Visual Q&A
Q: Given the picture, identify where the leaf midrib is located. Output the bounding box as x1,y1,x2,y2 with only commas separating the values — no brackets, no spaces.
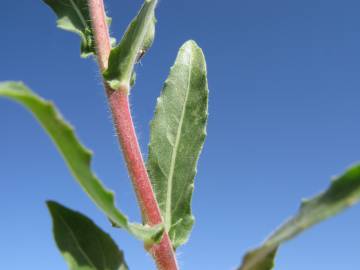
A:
56,211,97,269
69,0,88,29
165,49,193,229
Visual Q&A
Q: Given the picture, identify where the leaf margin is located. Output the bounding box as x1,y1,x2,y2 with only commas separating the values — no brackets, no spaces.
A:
47,200,129,270
147,40,209,249
102,0,157,90
43,0,114,58
238,163,360,270
0,81,163,243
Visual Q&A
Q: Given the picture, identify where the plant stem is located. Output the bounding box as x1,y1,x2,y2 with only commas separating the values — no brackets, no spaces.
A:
88,1,179,269
88,0,111,71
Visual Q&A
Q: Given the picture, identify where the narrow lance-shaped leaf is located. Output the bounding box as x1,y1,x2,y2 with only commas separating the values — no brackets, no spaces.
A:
47,201,128,270
43,0,114,58
103,0,157,90
0,82,163,243
238,163,360,270
147,40,209,248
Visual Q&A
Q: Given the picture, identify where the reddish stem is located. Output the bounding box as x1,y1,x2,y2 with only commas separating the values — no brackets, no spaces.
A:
88,1,179,269
88,0,111,70
105,87,162,222
106,87,179,270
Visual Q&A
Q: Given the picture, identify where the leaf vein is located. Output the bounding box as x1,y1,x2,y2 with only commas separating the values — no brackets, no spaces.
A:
56,211,97,269
165,50,193,229
69,0,88,30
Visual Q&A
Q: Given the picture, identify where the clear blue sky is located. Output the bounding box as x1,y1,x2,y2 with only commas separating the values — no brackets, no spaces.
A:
1,0,360,269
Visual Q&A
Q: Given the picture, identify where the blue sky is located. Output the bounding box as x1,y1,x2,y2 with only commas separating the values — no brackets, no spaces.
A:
1,0,360,269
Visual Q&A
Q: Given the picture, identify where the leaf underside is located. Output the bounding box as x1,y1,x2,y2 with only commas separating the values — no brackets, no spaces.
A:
43,0,113,58
103,0,157,89
238,163,360,270
147,40,209,249
47,201,128,270
0,81,163,243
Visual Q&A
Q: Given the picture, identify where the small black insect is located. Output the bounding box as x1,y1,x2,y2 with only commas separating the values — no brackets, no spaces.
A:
136,49,147,63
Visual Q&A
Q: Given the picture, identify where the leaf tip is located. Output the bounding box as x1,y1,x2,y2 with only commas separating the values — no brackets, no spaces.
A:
183,39,199,47
0,81,26,91
46,200,61,214
181,39,205,55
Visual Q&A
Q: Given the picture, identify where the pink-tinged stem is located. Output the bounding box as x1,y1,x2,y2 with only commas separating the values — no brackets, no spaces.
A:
88,0,111,70
88,1,179,269
106,87,178,270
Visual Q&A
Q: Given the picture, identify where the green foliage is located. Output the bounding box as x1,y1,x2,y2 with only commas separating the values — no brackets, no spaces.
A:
47,201,128,270
103,0,157,90
43,0,113,57
147,40,209,248
137,16,156,62
0,81,163,243
5,1,359,269
238,163,360,270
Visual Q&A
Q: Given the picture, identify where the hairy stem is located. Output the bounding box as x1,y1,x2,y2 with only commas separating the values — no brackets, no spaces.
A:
88,0,111,70
88,1,179,269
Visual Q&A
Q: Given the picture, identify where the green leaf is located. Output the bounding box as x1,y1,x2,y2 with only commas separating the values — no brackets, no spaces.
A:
0,81,163,243
47,201,128,270
103,0,157,90
238,163,360,270
43,0,114,58
136,16,156,62
147,40,209,248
